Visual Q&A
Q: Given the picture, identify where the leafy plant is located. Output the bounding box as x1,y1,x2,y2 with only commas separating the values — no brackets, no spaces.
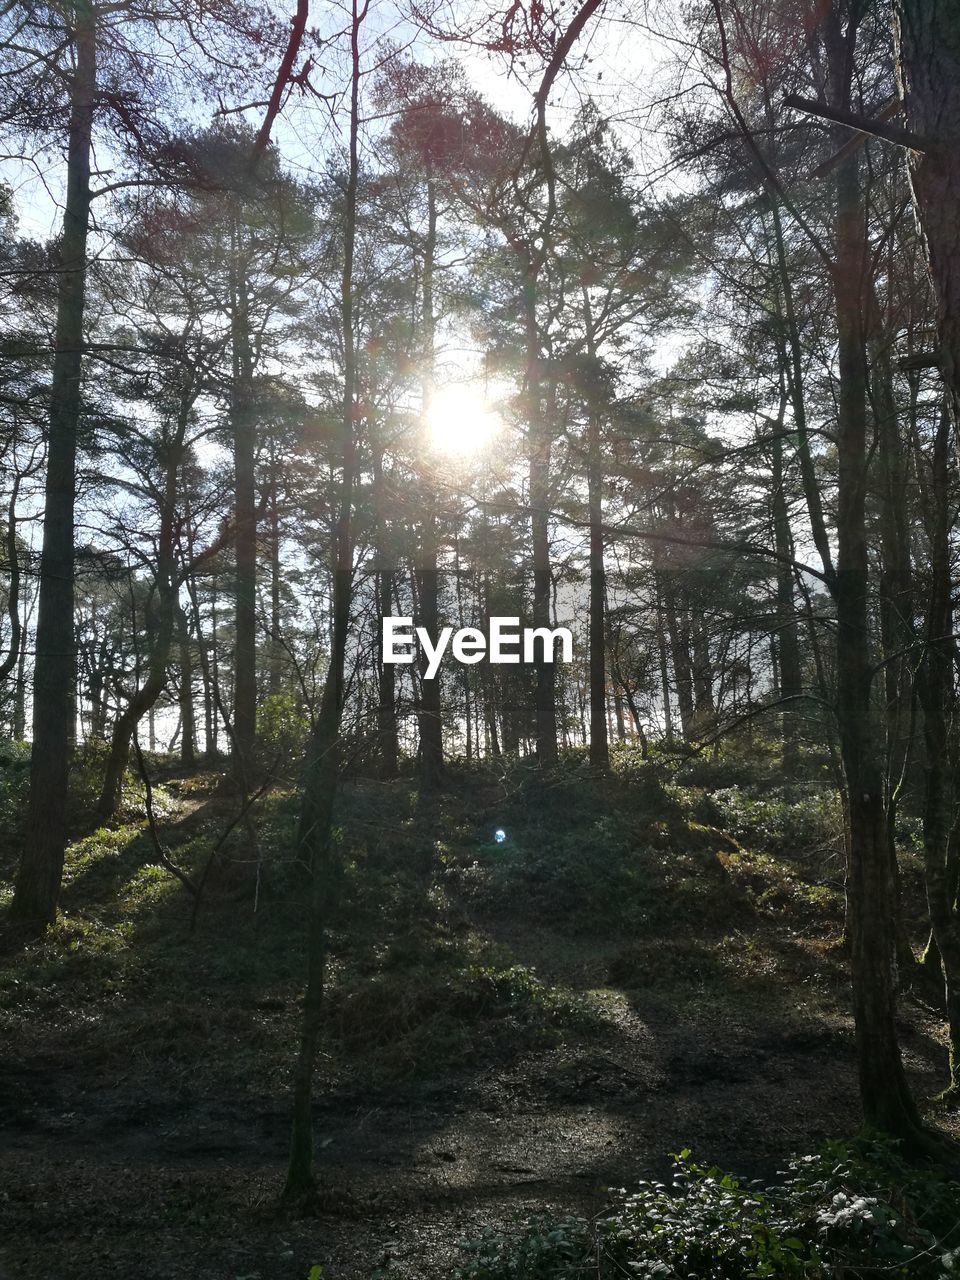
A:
454,1140,960,1279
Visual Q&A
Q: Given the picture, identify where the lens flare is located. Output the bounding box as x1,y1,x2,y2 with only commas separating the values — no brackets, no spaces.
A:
427,384,501,457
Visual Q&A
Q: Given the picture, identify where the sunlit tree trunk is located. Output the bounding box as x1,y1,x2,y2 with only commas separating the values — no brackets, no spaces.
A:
0,472,23,694
97,446,180,816
231,232,257,781
415,517,443,785
771,428,801,767
13,2,96,925
178,604,196,769
664,586,694,738
373,445,398,778
523,265,558,764
268,447,284,697
656,584,674,741
13,604,29,742
416,174,444,786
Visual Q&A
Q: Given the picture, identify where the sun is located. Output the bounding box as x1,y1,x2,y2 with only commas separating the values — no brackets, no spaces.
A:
426,384,501,457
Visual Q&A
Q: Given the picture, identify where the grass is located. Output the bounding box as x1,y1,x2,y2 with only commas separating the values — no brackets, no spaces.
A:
1,741,957,1280
0,745,863,1094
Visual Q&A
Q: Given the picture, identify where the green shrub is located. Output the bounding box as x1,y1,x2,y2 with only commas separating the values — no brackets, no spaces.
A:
258,689,309,759
454,1140,960,1279
323,958,598,1076
479,817,656,934
0,738,30,829
697,786,842,861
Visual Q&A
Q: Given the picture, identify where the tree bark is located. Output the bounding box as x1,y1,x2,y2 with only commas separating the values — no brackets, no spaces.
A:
97,447,180,816
691,616,715,734
13,3,96,925
178,604,196,768
416,175,444,786
231,230,257,780
0,472,23,690
373,446,398,778
916,405,960,1097
13,595,29,741
771,430,802,767
664,584,695,739
268,448,284,697
829,97,925,1142
415,524,443,785
769,200,835,585
588,408,608,769
283,0,365,1203
894,0,960,428
523,265,558,764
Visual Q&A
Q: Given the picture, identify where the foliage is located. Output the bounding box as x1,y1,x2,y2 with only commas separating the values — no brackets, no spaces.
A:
257,689,310,761
65,739,174,823
455,1139,960,1279
323,952,601,1077
460,778,744,937
0,737,29,829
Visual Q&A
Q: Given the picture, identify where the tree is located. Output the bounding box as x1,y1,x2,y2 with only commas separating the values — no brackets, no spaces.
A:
3,0,283,924
894,1,960,428
284,0,368,1205
10,0,97,924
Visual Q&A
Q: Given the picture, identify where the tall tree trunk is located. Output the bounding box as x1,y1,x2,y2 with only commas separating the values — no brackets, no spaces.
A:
656,588,674,741
89,664,105,739
664,585,695,738
523,266,557,764
769,202,835,585
97,454,179,816
588,409,608,769
479,569,501,760
268,448,284,697
829,96,926,1143
917,405,960,1097
373,446,398,778
894,1,960,428
178,605,196,769
416,175,443,786
771,429,802,767
0,471,23,690
415,521,443,785
13,594,29,741
210,588,220,755
12,4,96,925
284,0,365,1203
185,559,217,760
691,617,715,733
231,233,257,781
768,350,802,766
868,277,919,979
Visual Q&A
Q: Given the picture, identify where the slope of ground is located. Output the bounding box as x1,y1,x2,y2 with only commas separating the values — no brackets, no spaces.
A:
0,749,954,1279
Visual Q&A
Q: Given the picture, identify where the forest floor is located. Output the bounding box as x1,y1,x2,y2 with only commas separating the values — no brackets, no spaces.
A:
0,751,956,1280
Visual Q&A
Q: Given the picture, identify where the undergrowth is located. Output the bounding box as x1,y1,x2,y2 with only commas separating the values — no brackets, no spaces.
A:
454,1137,960,1279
